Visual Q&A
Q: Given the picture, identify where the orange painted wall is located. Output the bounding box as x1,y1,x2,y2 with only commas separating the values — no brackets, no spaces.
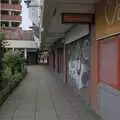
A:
89,25,99,111
91,0,120,111
98,36,120,89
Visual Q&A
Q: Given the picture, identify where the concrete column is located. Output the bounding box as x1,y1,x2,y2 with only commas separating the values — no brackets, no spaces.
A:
12,48,14,52
24,48,27,60
9,11,12,27
63,40,67,83
9,22,12,27
9,11,11,16
55,49,58,72
9,0,12,4
89,24,98,110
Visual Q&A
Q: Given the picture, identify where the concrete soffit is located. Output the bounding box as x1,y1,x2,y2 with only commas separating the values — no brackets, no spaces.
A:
42,0,96,47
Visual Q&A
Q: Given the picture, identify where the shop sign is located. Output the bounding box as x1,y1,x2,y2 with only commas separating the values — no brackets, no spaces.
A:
61,13,94,24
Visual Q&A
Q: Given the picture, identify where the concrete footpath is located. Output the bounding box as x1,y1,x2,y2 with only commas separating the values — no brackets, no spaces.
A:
0,66,102,120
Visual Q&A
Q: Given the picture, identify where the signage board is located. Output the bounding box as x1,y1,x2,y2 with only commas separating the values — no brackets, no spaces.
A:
61,13,94,24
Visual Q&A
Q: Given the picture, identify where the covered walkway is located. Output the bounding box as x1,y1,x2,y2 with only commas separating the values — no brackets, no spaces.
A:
0,66,101,120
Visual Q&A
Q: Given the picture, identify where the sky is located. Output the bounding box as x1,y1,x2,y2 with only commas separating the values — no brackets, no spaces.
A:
20,0,32,30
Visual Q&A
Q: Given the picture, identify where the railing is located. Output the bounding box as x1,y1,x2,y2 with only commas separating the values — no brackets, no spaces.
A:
0,3,22,11
0,15,22,22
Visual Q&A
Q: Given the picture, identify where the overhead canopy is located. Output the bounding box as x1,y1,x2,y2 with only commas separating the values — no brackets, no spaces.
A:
41,0,100,47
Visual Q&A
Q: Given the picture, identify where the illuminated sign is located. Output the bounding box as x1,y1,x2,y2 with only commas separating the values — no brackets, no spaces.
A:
61,13,94,24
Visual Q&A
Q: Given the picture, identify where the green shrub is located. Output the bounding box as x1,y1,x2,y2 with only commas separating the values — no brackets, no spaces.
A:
0,50,27,90
2,50,25,75
0,67,12,89
12,72,23,82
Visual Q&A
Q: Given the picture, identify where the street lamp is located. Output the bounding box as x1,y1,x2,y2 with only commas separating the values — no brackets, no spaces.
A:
24,0,40,8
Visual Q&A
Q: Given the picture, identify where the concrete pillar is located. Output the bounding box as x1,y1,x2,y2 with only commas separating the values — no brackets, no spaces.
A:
9,0,12,4
12,48,14,52
89,24,98,110
63,40,67,82
9,11,11,16
24,48,27,60
55,49,58,72
9,22,12,27
9,11,12,27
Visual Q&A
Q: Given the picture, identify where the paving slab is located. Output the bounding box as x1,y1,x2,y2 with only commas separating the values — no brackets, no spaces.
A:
0,66,102,120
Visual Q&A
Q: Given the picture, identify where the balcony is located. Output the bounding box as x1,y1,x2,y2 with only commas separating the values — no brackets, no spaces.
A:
0,15,22,22
0,3,22,11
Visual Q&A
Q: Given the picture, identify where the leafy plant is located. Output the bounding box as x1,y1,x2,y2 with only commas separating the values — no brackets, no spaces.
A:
40,31,46,51
2,50,24,75
1,67,12,89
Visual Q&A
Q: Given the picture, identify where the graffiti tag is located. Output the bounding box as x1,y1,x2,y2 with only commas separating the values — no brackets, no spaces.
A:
105,0,120,25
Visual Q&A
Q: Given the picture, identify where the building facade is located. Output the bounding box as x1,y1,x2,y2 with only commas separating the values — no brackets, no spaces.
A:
0,0,22,28
40,0,120,120
0,28,38,64
28,0,41,48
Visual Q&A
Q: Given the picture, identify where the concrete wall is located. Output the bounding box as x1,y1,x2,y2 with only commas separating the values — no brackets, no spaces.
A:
98,83,120,120
5,40,38,48
28,0,40,26
65,24,89,44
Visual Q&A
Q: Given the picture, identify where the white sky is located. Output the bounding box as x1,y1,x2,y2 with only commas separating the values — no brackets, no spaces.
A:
20,0,32,30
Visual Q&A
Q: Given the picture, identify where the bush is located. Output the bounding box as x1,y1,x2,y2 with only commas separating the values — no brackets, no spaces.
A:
12,72,23,82
2,50,25,75
0,50,26,90
0,67,12,89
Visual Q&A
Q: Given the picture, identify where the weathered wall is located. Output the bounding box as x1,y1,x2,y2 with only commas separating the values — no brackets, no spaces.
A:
98,83,120,120
96,0,120,119
65,24,90,89
67,36,90,89
96,0,120,39
65,24,89,44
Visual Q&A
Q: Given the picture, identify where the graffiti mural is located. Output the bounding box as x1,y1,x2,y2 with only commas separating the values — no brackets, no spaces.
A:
68,36,90,89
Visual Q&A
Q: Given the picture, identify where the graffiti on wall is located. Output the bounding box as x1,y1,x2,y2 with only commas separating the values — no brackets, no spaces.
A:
68,37,90,89
105,0,120,25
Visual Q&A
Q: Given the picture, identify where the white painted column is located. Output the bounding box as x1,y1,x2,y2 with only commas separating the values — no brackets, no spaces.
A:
24,48,27,60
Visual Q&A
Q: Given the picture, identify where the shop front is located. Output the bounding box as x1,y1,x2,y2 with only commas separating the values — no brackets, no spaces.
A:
96,0,120,119
65,24,91,103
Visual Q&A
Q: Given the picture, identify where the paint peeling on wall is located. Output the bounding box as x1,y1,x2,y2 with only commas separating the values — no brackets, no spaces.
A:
68,36,90,89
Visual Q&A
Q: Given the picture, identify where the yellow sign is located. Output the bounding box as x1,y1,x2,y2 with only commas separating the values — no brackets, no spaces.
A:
96,0,120,39
105,0,120,25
